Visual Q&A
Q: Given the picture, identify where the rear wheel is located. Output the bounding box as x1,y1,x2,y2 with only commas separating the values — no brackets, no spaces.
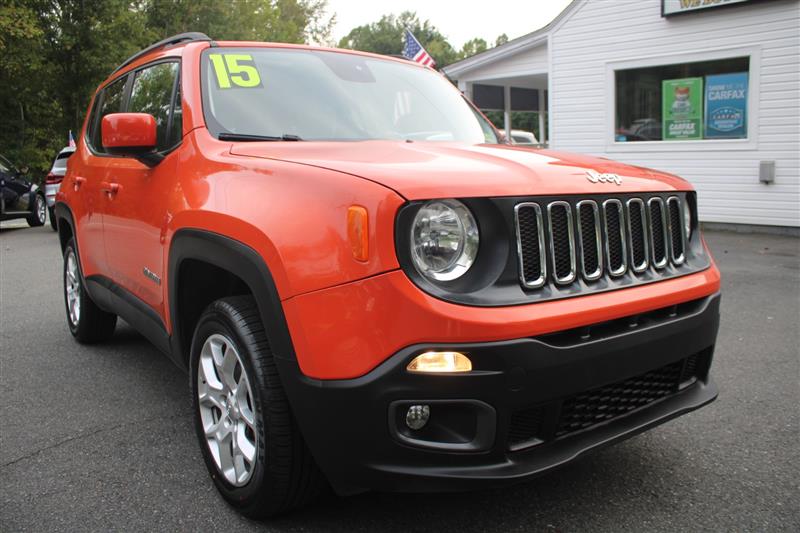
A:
190,296,325,518
63,239,117,342
27,194,46,227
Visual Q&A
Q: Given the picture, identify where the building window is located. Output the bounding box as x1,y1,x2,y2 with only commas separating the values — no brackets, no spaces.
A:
473,84,547,143
615,56,749,142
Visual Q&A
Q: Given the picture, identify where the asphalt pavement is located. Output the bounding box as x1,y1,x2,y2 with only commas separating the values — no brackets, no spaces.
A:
1,221,798,532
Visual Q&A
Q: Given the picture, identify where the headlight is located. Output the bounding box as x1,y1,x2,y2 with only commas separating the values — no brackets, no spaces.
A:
410,199,479,281
683,199,692,240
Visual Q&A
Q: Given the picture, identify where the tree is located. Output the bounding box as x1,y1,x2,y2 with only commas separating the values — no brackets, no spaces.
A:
459,37,488,59
495,33,509,46
142,0,333,44
0,1,49,169
338,11,459,67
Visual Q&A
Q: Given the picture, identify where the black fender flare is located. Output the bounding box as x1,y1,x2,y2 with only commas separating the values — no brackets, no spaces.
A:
53,202,76,252
167,229,298,370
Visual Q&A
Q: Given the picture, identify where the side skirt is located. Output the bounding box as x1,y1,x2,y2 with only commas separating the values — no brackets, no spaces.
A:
84,274,171,356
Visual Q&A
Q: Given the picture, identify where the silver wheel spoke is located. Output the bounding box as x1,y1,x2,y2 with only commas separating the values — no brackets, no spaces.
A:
198,387,225,412
236,424,256,463
220,348,239,392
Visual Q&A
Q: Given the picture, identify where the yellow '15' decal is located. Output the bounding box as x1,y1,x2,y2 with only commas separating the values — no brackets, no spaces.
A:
209,54,262,89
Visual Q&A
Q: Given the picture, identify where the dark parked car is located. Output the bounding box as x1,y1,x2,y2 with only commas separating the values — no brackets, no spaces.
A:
0,154,46,227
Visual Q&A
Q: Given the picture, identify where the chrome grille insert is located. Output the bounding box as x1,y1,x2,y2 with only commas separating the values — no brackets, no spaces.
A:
626,198,649,273
666,196,686,265
576,200,603,281
514,194,693,294
648,197,669,269
547,202,576,285
515,203,547,288
602,199,627,277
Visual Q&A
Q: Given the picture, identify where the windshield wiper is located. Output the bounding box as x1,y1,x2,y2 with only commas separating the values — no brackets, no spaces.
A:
218,132,303,142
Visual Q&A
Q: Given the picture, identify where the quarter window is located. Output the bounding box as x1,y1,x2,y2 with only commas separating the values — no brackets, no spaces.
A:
89,76,128,152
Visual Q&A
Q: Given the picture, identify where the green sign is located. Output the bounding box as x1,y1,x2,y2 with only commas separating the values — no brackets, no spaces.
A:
663,77,703,140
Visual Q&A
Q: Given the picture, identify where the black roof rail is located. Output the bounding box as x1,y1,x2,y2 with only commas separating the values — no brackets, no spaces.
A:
111,32,211,76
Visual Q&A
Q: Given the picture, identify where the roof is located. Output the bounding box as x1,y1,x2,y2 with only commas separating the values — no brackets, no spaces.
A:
442,0,580,78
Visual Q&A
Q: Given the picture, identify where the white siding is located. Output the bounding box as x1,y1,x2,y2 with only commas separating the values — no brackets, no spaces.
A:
550,0,800,227
461,43,549,82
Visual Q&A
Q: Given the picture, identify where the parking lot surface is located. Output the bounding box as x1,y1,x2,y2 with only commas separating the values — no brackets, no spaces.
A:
1,223,798,532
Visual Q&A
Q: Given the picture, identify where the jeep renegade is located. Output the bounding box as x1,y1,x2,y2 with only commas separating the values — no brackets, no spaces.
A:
55,33,721,518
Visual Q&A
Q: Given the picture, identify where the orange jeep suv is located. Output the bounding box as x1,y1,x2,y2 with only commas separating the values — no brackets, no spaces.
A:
55,33,721,518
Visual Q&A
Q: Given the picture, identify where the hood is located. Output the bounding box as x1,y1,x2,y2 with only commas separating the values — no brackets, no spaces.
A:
230,141,690,200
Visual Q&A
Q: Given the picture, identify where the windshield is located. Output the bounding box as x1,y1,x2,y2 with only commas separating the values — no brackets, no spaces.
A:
201,48,498,143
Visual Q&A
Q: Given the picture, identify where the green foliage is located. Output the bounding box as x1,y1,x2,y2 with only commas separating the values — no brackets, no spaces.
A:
337,11,513,69
337,11,459,67
0,0,332,179
459,38,488,59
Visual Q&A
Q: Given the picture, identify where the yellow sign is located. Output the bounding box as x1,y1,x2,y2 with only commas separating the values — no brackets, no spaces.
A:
209,54,261,89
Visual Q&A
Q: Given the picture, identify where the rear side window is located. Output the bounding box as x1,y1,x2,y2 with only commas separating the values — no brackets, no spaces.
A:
128,62,180,151
52,152,72,171
88,76,128,153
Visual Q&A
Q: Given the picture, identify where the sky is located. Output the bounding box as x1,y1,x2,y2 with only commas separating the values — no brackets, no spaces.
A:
325,0,574,48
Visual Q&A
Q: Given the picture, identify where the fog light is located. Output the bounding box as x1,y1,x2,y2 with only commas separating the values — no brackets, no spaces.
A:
407,351,472,373
405,404,430,430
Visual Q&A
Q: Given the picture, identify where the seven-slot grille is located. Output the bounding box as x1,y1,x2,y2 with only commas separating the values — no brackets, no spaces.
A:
516,195,689,289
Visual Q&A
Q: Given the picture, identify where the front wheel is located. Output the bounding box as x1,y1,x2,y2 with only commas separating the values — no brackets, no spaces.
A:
27,194,46,227
190,296,325,518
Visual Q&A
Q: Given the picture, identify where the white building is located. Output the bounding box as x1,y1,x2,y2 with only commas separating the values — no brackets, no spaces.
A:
444,0,800,228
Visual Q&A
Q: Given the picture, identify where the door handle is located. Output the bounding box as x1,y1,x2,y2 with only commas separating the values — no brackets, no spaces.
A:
73,176,86,191
100,182,121,196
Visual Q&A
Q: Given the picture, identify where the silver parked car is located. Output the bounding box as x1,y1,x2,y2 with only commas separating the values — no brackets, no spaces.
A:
45,147,75,230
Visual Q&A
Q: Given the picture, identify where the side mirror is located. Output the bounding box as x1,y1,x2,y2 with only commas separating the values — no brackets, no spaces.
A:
101,113,163,167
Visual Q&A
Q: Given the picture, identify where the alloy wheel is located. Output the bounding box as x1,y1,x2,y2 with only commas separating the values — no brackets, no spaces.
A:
36,196,46,224
197,333,258,486
65,250,81,326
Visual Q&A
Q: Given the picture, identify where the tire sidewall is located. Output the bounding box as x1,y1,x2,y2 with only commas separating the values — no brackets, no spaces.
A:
190,310,269,506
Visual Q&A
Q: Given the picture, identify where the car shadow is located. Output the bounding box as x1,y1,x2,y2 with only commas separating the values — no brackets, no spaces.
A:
259,438,685,532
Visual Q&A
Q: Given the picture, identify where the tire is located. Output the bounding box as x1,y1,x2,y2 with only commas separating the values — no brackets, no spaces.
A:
49,206,57,231
190,296,325,518
27,193,46,227
63,239,117,343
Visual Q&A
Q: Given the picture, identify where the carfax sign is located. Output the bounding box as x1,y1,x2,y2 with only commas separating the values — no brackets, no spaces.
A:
705,72,748,139
662,77,703,140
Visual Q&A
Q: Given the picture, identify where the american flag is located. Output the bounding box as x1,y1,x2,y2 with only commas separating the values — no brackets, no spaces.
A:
403,29,436,68
68,130,76,148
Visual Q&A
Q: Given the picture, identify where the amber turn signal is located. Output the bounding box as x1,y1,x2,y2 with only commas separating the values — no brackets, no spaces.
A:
407,351,472,373
347,205,369,262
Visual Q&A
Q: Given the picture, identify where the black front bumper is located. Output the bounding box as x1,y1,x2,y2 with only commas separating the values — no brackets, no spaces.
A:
277,293,720,495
